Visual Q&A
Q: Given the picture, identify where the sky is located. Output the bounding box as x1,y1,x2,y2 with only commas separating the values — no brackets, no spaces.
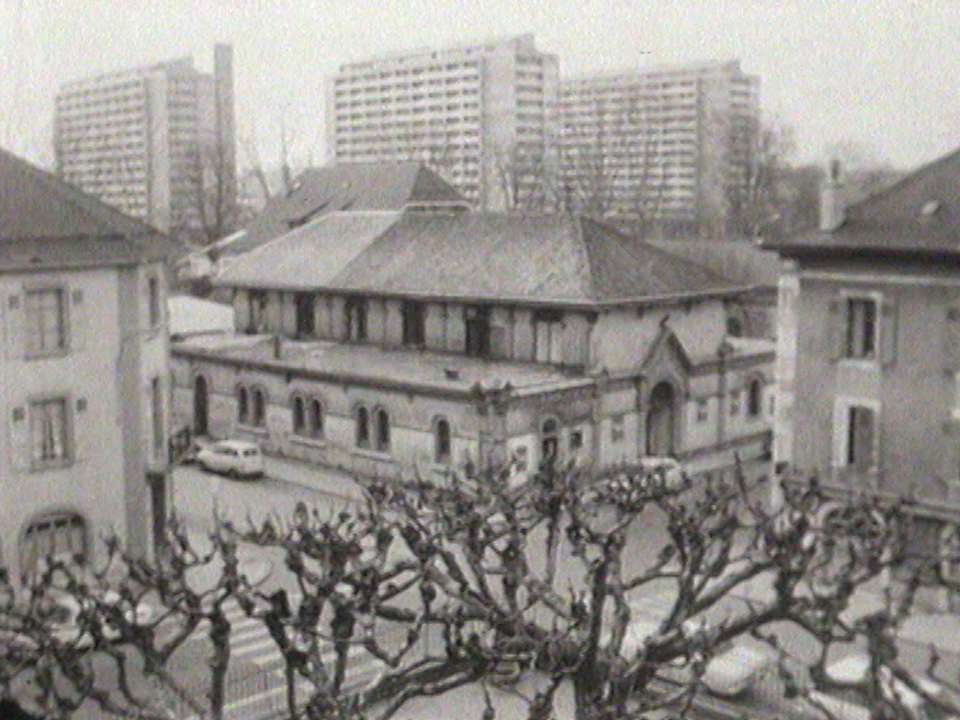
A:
2,0,959,172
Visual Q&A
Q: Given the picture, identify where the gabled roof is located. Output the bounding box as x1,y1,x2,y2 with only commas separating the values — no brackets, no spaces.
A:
217,212,744,306
0,147,175,269
220,162,466,257
764,146,960,258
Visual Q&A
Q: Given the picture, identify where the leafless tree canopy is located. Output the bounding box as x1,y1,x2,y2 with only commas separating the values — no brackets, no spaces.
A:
3,462,959,720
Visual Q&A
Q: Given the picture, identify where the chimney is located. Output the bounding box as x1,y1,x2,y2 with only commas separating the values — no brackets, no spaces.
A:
820,159,845,233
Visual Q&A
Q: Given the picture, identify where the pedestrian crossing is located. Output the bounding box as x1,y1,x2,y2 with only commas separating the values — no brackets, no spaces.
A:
213,595,390,720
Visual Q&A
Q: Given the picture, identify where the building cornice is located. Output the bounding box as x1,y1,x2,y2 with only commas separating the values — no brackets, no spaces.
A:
221,284,756,312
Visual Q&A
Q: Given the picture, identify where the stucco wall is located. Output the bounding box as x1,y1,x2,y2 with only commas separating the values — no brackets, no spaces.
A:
0,264,163,583
791,269,960,509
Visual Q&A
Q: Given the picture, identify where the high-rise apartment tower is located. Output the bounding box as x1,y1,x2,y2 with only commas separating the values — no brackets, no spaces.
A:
559,60,760,234
327,34,559,211
54,44,236,236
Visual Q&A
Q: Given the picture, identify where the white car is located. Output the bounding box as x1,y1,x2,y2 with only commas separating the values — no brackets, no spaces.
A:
34,590,156,649
638,457,687,490
701,640,774,697
196,439,265,479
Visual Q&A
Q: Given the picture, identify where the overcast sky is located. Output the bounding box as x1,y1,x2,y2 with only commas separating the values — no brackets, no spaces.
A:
2,0,958,172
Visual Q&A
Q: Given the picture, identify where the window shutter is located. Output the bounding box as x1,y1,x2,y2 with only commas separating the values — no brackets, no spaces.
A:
9,406,30,470
70,287,86,351
880,298,898,367
831,399,847,468
945,306,960,372
826,297,846,361
5,292,23,359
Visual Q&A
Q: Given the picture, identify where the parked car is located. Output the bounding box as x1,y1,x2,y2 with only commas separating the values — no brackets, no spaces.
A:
638,456,687,490
701,640,775,697
196,439,265,479
595,457,689,503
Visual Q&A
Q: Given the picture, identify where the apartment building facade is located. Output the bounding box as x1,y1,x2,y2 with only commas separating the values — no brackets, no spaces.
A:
54,44,236,236
327,34,559,211
0,148,171,584
559,60,760,234
765,151,960,583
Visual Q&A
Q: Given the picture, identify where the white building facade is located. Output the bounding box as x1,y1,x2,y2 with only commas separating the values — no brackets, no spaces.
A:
0,148,171,584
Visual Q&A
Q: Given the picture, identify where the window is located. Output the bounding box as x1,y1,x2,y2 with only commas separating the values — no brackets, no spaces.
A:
345,297,368,341
309,399,324,438
31,398,71,467
25,288,67,356
569,429,584,453
846,297,877,359
729,391,741,416
541,418,559,461
464,305,491,357
292,395,324,438
846,405,876,469
151,376,164,460
248,290,268,334
147,276,161,328
295,293,315,337
356,406,370,448
292,396,306,434
696,399,709,423
237,385,249,424
375,408,390,452
252,388,266,427
434,417,452,463
533,309,563,363
402,301,426,346
610,414,625,443
747,378,763,418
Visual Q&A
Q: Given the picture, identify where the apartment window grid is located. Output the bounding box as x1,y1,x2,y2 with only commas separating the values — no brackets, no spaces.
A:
25,288,68,356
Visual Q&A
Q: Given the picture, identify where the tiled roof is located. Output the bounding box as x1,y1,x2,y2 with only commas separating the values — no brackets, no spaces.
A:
216,212,404,287
221,162,465,257
216,212,743,305
765,146,960,257
647,238,780,287
0,147,176,268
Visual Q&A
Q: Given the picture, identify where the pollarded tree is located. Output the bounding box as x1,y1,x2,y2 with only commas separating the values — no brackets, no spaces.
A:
366,460,960,720
5,461,960,720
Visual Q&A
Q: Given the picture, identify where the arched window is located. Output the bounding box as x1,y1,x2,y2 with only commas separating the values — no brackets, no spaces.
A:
309,398,324,438
292,395,306,434
237,385,249,424
356,406,370,448
747,377,764,418
252,388,267,427
434,417,452,463
375,408,390,452
20,511,88,583
541,417,559,461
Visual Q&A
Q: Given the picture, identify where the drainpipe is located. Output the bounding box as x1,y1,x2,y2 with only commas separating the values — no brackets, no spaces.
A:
717,344,729,447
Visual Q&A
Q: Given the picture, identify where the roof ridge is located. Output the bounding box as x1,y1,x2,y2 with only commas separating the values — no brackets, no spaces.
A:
0,147,158,239
847,145,960,217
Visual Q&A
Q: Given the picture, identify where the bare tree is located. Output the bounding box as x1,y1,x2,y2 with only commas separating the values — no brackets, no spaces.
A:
727,118,798,238
5,462,960,720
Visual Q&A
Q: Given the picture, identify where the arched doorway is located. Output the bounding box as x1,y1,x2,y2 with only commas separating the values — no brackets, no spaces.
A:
646,382,677,457
193,375,209,437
